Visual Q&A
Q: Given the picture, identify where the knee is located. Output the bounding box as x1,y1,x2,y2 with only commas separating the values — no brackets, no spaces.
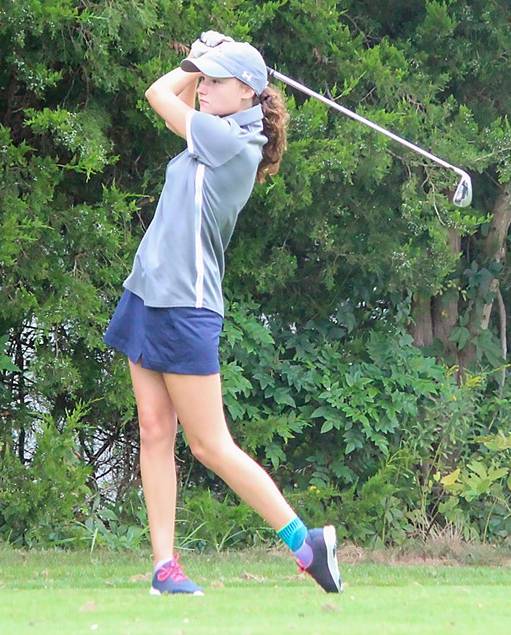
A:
188,434,236,470
138,410,176,449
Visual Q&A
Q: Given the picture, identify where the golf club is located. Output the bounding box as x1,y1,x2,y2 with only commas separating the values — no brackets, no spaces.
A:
267,67,473,208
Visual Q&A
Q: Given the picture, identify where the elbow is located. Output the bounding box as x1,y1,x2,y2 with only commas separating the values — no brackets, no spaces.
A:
145,85,161,101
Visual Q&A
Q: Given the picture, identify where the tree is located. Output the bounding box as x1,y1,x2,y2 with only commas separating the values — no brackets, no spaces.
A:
1,0,510,546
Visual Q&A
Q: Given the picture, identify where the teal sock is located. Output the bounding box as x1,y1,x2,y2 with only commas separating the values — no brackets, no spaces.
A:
277,516,307,551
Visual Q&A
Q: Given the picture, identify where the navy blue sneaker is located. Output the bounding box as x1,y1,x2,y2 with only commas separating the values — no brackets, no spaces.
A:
295,526,343,593
150,553,204,596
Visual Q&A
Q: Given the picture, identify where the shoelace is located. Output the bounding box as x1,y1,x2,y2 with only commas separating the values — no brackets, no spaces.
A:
156,553,187,583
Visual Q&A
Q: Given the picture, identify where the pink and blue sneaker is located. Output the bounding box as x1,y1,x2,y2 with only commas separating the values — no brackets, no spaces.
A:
150,553,204,596
295,526,343,593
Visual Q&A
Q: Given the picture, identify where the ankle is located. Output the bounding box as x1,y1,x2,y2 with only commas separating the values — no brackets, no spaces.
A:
277,516,308,551
153,554,174,572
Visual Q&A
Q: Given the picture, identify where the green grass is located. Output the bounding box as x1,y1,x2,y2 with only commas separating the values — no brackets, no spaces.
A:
1,545,510,635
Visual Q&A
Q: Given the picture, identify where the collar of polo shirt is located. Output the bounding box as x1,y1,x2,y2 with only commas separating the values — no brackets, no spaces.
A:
222,104,263,125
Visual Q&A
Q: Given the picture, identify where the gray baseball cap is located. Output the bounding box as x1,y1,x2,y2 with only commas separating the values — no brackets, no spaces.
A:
181,41,268,96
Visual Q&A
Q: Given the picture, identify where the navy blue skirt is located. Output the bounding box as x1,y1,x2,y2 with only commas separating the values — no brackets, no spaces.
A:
103,288,224,375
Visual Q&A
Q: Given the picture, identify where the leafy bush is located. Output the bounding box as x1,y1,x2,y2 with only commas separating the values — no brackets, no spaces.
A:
74,487,150,552
0,403,92,547
1,0,510,551
177,489,275,552
219,301,511,545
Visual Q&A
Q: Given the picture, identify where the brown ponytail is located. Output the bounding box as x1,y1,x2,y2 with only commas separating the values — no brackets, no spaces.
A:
255,85,289,183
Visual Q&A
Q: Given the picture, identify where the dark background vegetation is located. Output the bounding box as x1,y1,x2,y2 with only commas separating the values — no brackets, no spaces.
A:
1,0,510,551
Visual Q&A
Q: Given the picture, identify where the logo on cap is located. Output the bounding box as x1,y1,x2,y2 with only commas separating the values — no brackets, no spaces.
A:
241,70,253,82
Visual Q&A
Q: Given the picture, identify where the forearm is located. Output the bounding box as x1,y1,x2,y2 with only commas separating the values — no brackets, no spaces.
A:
175,78,199,108
145,67,199,100
144,67,199,138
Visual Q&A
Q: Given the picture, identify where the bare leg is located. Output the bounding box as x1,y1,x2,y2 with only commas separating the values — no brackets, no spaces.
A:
162,372,296,530
128,359,178,566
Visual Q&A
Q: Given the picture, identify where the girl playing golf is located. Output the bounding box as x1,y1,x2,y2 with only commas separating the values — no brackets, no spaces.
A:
103,31,342,595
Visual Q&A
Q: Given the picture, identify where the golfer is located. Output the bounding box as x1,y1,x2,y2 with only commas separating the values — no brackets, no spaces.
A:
103,31,342,595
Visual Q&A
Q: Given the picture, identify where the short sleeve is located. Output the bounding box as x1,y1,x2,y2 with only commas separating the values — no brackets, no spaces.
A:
186,110,247,167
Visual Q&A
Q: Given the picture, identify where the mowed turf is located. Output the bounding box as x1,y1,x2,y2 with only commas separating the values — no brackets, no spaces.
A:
1,546,510,635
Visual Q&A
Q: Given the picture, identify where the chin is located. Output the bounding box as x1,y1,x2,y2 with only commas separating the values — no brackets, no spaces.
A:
199,103,234,116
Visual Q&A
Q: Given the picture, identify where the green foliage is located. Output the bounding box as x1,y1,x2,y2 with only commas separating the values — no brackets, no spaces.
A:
221,302,450,479
438,422,511,541
74,488,150,552
0,335,20,373
1,0,510,550
23,106,119,179
178,489,274,552
0,403,92,547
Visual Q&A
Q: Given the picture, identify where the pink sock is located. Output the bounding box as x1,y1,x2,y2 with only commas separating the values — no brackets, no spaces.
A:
294,541,313,568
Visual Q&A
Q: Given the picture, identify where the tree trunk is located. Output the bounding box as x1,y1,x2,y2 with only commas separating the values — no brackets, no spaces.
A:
480,183,511,330
410,293,433,346
411,229,461,366
496,286,507,389
459,183,511,369
432,229,461,363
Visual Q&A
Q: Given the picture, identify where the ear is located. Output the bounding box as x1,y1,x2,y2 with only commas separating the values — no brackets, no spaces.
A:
238,81,256,100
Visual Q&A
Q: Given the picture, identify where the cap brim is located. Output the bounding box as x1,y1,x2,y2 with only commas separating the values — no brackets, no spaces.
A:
180,57,233,78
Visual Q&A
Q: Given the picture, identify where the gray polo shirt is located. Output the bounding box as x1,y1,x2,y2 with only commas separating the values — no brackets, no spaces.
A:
122,104,266,317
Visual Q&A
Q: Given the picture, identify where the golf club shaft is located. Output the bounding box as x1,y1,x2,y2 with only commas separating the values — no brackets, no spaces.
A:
267,67,467,181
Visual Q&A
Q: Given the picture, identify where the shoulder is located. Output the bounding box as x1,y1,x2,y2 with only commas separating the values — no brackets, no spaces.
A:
186,107,264,168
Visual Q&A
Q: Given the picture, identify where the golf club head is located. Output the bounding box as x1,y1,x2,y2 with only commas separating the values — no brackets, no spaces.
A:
453,172,472,207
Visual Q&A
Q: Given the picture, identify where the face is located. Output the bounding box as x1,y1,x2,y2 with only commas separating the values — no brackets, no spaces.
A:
197,75,255,116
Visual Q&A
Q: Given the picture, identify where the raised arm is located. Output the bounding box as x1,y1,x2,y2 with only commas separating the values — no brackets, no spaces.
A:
175,77,199,109
145,31,235,138
145,67,201,139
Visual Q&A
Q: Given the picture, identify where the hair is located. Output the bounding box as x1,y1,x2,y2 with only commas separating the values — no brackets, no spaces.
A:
254,84,289,184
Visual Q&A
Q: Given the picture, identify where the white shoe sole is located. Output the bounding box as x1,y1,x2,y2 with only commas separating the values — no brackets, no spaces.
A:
150,587,204,596
323,525,343,592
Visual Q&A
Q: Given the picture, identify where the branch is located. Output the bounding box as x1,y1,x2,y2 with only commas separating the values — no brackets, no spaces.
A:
496,286,507,389
480,183,511,331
